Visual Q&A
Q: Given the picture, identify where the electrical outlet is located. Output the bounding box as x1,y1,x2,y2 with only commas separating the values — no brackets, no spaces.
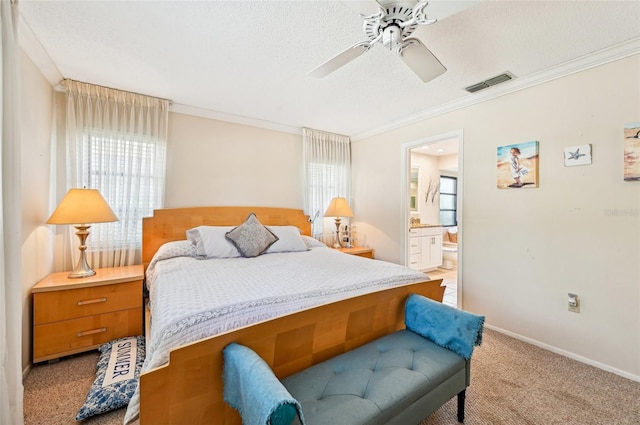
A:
568,293,580,313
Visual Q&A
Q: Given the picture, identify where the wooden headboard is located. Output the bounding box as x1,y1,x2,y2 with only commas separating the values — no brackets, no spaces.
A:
142,206,311,267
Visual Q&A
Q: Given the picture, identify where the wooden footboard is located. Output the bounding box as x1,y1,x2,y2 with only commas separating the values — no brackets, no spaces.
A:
139,278,444,425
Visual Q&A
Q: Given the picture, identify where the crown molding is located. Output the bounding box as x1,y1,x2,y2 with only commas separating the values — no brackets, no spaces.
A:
18,13,62,86
170,103,302,136
351,37,640,141
19,8,638,141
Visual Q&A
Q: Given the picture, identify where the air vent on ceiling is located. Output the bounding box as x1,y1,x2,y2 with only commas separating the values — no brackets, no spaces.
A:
465,72,515,93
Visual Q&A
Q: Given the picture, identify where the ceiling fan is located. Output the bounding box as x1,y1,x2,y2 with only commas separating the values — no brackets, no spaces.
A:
309,0,446,83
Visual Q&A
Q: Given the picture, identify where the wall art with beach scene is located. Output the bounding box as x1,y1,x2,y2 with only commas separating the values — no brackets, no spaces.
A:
497,141,539,189
624,122,640,181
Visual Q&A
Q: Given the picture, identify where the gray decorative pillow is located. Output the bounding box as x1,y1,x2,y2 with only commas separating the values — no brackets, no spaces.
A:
75,336,145,421
225,213,278,258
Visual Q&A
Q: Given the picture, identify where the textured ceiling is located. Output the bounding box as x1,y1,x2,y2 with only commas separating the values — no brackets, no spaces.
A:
19,0,640,138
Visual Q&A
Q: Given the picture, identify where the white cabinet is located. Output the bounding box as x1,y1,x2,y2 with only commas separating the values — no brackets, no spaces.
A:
408,227,442,271
422,229,442,270
408,229,422,269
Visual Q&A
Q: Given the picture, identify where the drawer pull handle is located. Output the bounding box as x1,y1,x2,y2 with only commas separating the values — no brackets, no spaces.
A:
77,327,107,337
77,297,107,306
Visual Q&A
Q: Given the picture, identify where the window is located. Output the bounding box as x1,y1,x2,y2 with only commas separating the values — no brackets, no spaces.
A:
306,161,350,239
307,162,344,212
59,80,169,268
439,176,457,227
86,134,161,249
302,128,351,242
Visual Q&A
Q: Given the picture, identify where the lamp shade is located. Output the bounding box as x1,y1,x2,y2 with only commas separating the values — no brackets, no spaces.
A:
324,197,354,218
47,189,118,225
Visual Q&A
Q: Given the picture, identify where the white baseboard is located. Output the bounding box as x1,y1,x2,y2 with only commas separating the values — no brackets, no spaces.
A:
22,363,32,381
485,324,640,383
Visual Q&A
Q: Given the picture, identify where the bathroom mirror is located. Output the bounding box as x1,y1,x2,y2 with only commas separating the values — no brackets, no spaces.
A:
410,167,419,212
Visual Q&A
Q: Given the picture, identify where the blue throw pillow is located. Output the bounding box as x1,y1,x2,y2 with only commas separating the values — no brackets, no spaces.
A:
75,336,145,421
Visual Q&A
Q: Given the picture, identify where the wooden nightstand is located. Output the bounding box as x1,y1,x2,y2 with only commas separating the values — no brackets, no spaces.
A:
335,246,375,259
32,265,144,363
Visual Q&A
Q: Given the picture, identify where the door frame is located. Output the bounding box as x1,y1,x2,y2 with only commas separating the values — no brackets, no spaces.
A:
400,129,464,308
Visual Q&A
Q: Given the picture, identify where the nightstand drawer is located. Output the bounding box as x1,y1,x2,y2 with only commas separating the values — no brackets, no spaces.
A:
33,307,142,362
34,280,142,325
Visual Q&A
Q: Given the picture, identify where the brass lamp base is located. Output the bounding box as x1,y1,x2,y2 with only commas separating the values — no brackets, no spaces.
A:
68,224,96,278
332,217,342,249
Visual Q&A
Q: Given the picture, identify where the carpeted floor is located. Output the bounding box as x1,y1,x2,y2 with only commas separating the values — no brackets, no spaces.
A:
23,328,640,424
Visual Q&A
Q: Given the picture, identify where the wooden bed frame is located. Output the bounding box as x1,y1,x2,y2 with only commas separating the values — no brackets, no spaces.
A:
138,206,444,424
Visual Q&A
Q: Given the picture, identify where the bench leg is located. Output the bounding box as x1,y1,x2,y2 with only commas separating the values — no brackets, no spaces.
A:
457,389,466,423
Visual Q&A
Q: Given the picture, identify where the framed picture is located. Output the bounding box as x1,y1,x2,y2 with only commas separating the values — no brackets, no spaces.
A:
564,144,592,167
497,141,539,189
624,122,640,181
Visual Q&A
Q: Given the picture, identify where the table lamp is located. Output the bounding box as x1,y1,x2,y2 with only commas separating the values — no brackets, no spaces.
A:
323,197,353,249
47,188,118,278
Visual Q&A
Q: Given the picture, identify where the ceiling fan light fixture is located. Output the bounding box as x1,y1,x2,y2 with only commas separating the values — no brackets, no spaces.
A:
309,0,444,82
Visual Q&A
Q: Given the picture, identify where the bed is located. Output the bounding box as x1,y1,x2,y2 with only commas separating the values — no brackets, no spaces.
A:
130,206,444,424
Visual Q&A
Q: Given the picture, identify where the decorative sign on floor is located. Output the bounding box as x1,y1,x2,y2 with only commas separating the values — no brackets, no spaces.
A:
102,337,138,387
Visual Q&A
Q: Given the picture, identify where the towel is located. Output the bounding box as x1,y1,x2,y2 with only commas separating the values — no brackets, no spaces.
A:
223,343,304,425
405,294,485,360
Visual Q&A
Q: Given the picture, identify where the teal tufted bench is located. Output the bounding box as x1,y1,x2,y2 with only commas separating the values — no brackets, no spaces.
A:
281,329,468,424
223,294,483,425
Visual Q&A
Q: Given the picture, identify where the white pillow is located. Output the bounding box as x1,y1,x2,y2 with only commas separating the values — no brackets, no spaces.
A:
300,235,327,249
186,226,242,259
147,240,196,281
264,226,309,253
151,240,196,263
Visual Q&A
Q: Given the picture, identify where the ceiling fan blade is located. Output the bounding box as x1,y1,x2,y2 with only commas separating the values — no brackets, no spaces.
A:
398,38,446,83
308,42,370,78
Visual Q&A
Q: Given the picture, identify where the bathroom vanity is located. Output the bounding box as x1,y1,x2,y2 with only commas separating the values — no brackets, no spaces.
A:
409,225,443,271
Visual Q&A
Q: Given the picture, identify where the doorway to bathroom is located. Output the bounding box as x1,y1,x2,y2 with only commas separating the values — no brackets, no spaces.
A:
401,130,463,308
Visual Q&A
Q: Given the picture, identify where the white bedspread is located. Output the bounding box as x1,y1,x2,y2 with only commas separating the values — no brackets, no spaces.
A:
125,246,429,423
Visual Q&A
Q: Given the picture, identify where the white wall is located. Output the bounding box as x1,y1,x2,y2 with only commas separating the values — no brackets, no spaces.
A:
439,153,458,173
165,112,303,209
353,55,640,380
20,51,54,370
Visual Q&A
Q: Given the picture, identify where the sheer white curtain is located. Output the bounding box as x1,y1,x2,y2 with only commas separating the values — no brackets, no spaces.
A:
59,80,169,269
1,0,24,424
302,128,351,243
